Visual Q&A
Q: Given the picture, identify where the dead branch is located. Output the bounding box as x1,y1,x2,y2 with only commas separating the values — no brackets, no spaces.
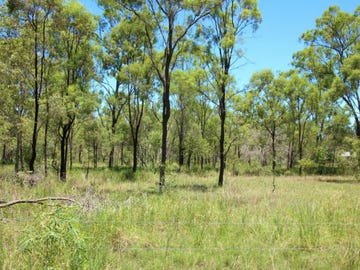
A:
0,197,80,208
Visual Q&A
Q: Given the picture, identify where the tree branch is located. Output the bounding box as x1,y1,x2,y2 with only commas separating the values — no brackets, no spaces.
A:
0,197,80,208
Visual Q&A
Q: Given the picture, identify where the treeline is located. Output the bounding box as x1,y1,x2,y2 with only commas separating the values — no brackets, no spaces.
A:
0,1,359,186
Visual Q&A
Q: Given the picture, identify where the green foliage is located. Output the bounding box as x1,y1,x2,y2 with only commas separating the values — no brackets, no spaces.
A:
19,206,87,269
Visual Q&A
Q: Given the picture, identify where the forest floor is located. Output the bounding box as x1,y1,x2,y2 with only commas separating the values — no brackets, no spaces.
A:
0,165,359,269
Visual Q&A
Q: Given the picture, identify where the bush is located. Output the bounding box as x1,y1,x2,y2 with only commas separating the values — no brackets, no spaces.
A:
19,206,87,269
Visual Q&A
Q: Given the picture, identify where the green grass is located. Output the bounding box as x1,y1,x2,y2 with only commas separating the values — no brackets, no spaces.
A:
0,166,359,269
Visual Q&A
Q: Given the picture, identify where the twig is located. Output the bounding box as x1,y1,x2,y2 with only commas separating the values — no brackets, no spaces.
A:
0,197,80,208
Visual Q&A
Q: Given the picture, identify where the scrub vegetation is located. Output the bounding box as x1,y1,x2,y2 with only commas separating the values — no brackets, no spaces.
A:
0,166,359,269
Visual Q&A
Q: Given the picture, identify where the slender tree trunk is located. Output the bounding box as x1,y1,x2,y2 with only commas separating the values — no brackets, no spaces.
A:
78,144,83,163
108,122,116,168
44,103,49,176
187,151,192,169
29,32,39,172
109,145,115,168
132,137,138,173
287,133,295,169
218,84,226,187
59,123,72,181
298,121,305,175
178,127,185,168
69,129,74,170
159,79,171,191
120,142,124,165
60,132,67,181
271,126,276,172
29,18,47,172
93,142,98,169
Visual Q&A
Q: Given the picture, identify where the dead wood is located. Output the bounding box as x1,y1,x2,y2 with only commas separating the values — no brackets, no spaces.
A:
0,197,79,208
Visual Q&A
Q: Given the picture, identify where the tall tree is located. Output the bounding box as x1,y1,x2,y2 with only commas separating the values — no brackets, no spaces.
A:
119,0,212,191
97,1,128,169
246,70,286,178
205,0,261,186
50,0,97,181
123,59,153,173
283,71,317,175
1,2,33,172
301,6,360,137
6,0,59,172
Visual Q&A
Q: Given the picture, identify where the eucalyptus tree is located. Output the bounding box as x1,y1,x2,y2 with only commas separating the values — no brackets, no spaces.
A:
204,0,261,186
97,1,129,169
6,0,61,172
193,87,214,170
50,1,97,181
301,6,360,137
282,71,317,175
117,0,213,190
0,2,21,169
122,56,153,173
292,46,335,146
171,65,200,169
246,70,286,178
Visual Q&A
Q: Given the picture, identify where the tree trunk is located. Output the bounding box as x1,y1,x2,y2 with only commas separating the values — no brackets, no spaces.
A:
59,123,72,181
108,123,116,168
69,129,74,170
29,94,39,172
132,137,138,173
44,105,49,176
355,116,360,139
93,142,98,169
159,79,171,191
120,142,124,165
109,145,115,168
178,129,185,168
271,125,276,172
60,133,67,181
287,136,295,169
218,84,226,187
187,151,192,169
78,144,83,163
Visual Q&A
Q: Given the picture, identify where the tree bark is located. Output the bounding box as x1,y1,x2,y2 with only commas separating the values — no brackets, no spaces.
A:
59,122,73,181
218,83,226,187
132,137,138,173
44,103,49,176
29,29,39,172
159,84,170,191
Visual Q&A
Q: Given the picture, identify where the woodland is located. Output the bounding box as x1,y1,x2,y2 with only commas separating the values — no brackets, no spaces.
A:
0,0,360,187
1,1,360,269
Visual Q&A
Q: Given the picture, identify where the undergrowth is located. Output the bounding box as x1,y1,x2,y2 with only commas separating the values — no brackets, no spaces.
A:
0,166,359,269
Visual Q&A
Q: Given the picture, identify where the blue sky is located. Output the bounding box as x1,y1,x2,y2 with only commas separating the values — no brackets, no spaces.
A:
238,0,359,87
79,0,359,88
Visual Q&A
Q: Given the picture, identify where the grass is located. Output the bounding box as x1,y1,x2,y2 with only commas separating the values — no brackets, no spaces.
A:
0,165,359,269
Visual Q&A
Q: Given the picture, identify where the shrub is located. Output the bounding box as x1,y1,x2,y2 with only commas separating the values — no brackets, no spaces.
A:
19,206,86,269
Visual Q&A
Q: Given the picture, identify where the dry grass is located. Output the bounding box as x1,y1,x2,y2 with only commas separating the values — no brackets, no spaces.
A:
0,166,359,269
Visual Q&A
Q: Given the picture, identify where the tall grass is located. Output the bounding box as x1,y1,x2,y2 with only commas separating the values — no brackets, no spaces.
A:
0,166,359,269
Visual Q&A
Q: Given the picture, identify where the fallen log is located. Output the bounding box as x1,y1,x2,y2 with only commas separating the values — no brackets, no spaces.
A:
0,197,79,208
